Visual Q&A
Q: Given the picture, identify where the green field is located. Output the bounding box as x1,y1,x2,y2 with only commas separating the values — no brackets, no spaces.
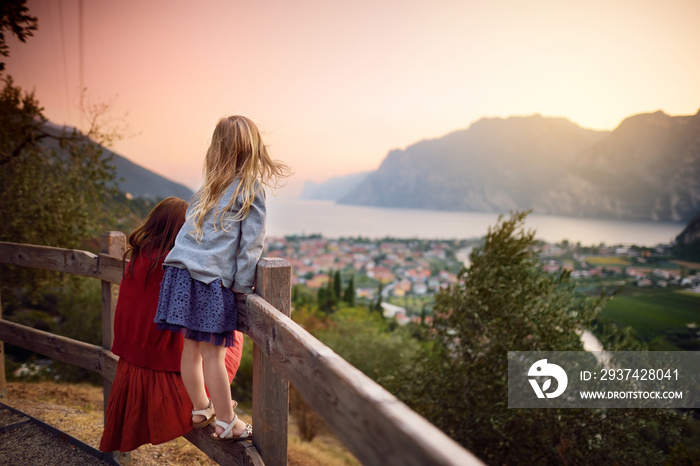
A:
600,289,700,350
585,256,631,266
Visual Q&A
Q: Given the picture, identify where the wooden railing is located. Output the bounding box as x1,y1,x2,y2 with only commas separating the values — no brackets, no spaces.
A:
0,234,483,466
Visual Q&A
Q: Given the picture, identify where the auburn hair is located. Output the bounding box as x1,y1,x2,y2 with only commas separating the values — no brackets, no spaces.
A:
124,197,188,279
188,115,291,241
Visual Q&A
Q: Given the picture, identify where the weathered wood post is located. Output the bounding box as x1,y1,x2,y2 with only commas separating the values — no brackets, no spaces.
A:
100,232,125,416
0,289,5,399
252,258,291,466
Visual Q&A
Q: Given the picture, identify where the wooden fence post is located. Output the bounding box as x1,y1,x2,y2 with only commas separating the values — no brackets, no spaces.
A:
100,232,125,417
0,289,5,399
252,258,291,466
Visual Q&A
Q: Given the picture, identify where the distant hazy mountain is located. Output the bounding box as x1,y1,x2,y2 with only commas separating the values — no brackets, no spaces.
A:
339,110,700,222
42,122,194,201
340,114,607,211
301,171,370,201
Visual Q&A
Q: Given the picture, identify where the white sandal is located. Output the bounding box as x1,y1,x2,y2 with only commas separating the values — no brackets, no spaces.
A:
211,413,253,442
192,398,215,428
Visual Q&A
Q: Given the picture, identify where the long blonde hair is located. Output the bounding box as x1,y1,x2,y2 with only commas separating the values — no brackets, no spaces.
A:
188,115,291,240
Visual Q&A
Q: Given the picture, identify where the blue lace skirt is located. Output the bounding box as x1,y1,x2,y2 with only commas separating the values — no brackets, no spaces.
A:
155,266,237,347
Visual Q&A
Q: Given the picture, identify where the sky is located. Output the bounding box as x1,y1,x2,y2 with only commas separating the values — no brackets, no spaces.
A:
6,0,700,195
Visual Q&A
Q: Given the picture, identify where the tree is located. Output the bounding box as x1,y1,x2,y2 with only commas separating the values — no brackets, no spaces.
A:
0,7,123,306
373,282,383,314
1,78,120,291
317,270,338,314
392,211,684,464
1,2,121,262
0,0,37,73
333,270,342,299
343,275,355,306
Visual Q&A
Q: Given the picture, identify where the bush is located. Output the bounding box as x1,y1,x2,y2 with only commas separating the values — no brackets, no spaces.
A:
289,384,324,442
52,276,103,384
312,306,422,387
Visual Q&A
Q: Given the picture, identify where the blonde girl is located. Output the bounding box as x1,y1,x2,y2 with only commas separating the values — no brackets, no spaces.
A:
155,115,290,441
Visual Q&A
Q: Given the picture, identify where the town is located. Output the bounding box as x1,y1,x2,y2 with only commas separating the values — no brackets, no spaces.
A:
263,235,700,324
264,235,468,321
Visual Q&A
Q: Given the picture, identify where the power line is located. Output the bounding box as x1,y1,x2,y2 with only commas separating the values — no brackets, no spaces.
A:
57,0,71,122
42,1,64,117
78,0,84,129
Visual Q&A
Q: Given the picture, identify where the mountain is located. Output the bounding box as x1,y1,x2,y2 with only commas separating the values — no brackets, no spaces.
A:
537,110,700,221
109,151,193,201
340,114,607,211
673,210,700,261
677,212,700,246
339,110,700,222
301,171,370,201
42,122,194,201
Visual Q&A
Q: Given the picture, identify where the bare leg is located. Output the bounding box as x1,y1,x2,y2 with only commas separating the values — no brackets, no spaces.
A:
200,340,248,436
181,338,209,424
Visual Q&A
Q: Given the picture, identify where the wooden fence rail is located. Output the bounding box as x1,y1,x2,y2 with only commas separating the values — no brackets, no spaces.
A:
0,235,483,466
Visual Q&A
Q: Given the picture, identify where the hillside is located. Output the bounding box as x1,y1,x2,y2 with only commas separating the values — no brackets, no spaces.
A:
338,110,700,222
677,211,700,245
110,152,193,201
673,210,700,261
42,122,194,201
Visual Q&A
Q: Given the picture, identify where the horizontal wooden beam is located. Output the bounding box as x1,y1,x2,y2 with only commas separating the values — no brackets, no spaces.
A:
0,320,118,382
184,423,264,466
98,253,125,285
0,242,124,284
240,294,484,466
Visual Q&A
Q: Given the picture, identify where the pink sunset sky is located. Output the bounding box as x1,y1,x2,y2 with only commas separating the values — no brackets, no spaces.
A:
6,0,700,195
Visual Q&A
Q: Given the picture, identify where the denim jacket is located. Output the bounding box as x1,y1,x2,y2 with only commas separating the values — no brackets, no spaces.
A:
164,179,266,294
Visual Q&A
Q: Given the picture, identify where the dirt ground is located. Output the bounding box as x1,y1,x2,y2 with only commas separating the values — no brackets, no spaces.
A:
1,382,358,466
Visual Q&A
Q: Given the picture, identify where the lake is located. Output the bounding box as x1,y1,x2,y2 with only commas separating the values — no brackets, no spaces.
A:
266,197,684,246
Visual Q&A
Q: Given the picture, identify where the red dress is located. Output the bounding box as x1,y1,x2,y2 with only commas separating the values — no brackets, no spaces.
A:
99,252,244,452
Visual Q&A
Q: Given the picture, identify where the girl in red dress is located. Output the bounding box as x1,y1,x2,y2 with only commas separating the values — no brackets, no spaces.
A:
99,197,244,453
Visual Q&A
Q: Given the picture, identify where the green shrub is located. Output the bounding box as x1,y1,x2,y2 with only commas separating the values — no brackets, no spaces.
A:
313,306,421,386
52,277,103,384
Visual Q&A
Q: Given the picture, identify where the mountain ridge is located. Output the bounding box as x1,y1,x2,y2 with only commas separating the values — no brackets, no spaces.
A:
335,110,700,222
42,122,194,201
